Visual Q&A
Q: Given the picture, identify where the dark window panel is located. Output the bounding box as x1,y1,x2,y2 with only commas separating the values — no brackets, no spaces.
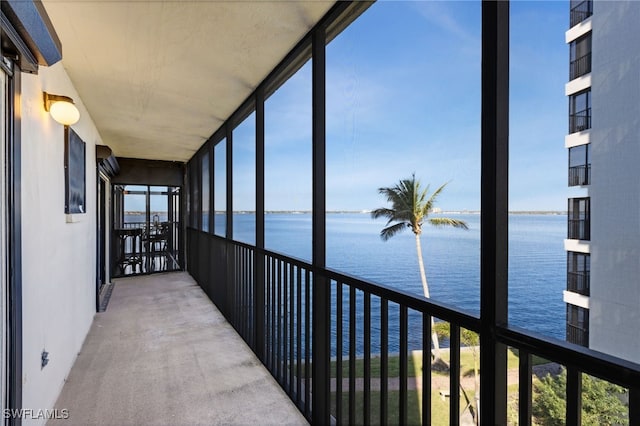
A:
568,143,590,186
569,32,592,80
570,0,593,27
569,89,591,133
567,251,590,295
568,197,590,240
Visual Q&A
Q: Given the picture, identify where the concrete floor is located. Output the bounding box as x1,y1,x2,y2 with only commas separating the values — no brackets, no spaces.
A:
49,272,308,426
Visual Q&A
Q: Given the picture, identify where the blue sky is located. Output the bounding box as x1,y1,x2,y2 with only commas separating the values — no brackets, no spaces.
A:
132,1,569,214
225,0,569,212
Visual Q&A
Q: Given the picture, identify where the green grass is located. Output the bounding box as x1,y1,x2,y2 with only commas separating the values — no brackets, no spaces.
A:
330,389,476,426
320,348,554,425
329,347,551,379
330,354,419,378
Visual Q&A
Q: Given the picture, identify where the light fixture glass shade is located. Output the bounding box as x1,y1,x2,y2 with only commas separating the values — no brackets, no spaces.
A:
49,100,80,126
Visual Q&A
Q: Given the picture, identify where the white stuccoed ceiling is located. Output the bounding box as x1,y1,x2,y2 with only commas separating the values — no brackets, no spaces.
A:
41,0,336,162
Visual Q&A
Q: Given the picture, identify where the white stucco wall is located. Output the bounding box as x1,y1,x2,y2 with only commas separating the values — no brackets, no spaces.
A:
20,62,101,424
589,0,640,363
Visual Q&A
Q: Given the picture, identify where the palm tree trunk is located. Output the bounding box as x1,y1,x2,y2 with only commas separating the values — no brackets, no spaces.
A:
415,233,441,359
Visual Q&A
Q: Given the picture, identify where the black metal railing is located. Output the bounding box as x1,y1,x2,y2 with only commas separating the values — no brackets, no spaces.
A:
259,247,311,414
570,52,591,80
569,108,591,133
187,228,640,424
323,263,481,425
568,218,590,240
567,323,589,347
567,271,590,295
570,0,593,27
568,164,590,186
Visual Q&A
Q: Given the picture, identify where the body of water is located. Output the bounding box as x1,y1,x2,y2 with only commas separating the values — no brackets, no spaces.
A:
233,213,567,344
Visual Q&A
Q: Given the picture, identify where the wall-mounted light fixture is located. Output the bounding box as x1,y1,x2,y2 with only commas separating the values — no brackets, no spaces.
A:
43,92,80,126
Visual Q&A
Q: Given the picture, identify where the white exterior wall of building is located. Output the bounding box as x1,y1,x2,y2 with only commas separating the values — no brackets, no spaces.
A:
20,62,101,423
589,0,640,363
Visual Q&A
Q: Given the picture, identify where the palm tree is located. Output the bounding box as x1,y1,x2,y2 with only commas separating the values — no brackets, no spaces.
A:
372,173,468,360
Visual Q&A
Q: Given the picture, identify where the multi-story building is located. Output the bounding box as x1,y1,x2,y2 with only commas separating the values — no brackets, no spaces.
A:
564,0,593,347
565,0,640,363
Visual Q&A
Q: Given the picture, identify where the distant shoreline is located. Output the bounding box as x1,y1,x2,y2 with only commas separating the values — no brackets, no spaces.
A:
259,210,566,215
125,210,567,215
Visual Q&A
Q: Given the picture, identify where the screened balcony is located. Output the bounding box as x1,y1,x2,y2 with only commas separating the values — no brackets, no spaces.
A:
35,0,640,425
181,3,640,423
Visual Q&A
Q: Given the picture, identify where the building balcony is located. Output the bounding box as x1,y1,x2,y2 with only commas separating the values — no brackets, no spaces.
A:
568,164,591,186
567,271,590,295
569,109,591,133
570,0,593,27
567,323,589,347
569,52,592,81
568,218,590,240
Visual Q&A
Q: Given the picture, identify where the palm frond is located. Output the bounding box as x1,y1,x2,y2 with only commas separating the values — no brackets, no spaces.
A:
423,181,450,216
377,186,413,222
371,207,393,219
417,184,429,207
428,217,469,230
380,222,409,241
371,208,396,223
391,173,425,226
378,187,402,207
374,174,465,240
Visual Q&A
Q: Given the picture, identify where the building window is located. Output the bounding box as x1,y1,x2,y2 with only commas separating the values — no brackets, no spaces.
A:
214,139,227,237
568,143,590,186
567,305,589,347
64,128,87,214
232,112,256,245
570,0,593,27
567,252,590,295
568,197,590,240
201,152,210,232
189,163,199,229
570,32,591,80
569,89,591,133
